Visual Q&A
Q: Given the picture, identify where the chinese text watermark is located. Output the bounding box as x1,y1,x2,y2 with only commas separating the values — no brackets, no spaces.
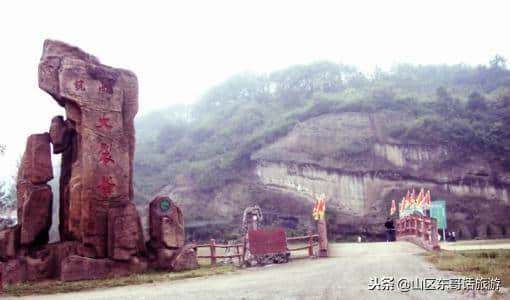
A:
368,276,501,292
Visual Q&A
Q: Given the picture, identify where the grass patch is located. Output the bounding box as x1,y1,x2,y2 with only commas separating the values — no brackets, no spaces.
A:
424,249,510,288
3,265,237,297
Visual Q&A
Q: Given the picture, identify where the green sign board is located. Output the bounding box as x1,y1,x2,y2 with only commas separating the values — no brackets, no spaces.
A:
429,200,447,229
160,198,171,212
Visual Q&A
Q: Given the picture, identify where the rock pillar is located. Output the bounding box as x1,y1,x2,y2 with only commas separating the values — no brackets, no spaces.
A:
38,39,143,259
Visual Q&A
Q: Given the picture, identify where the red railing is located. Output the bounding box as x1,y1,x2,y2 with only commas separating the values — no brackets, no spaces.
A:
396,215,439,251
195,232,320,267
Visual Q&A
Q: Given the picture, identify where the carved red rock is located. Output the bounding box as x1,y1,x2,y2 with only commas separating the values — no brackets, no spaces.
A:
18,184,52,246
107,202,145,261
17,133,53,185
39,40,140,259
49,116,73,154
149,196,185,250
0,226,19,260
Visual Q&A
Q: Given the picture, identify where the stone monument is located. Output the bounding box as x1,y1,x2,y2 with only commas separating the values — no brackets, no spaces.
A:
0,40,197,284
147,196,198,271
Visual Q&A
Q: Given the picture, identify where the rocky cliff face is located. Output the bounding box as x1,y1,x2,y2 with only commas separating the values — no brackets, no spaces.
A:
156,111,510,241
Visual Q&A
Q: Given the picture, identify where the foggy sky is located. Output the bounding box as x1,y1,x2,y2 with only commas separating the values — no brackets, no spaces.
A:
0,0,509,178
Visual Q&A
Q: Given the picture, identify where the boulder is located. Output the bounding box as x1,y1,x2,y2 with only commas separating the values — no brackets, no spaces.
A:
18,184,52,246
149,196,185,249
15,132,53,248
17,133,53,185
25,255,54,282
0,259,27,284
155,248,176,269
60,255,148,282
38,241,79,278
170,244,199,272
0,226,19,261
107,202,145,260
60,255,111,281
49,116,73,154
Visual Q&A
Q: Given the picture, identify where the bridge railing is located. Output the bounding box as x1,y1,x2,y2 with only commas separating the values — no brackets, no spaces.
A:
396,215,440,251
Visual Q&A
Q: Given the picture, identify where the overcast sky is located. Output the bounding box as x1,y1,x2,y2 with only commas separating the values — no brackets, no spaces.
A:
0,0,509,178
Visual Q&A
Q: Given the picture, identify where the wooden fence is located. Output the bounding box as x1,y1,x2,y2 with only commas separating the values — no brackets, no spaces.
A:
195,232,320,267
286,232,319,257
196,239,244,267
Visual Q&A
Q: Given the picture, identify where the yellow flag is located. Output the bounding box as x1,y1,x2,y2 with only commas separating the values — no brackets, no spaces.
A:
390,199,396,216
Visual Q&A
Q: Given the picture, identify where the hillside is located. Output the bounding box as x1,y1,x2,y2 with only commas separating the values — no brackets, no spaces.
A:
134,58,510,241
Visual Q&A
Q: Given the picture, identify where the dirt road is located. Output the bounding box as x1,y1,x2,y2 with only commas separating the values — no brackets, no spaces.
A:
6,242,492,300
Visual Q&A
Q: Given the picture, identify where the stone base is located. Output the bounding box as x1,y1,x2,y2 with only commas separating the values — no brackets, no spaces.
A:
0,259,27,284
155,248,177,270
149,244,199,272
60,255,148,282
0,226,20,261
171,244,199,272
0,241,80,284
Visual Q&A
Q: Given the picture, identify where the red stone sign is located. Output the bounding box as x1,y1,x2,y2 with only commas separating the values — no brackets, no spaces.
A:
0,39,201,284
97,176,116,197
248,228,287,255
98,143,115,165
96,115,113,129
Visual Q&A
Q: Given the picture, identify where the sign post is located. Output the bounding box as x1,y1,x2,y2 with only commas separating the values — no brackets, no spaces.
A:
429,200,447,241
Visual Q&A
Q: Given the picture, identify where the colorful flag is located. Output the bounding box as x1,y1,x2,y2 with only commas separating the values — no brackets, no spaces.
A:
313,194,326,220
416,188,424,208
423,190,431,209
410,189,416,208
390,200,396,216
312,202,318,220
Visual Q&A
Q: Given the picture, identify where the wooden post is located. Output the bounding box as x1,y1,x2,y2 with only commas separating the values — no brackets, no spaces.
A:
210,239,216,267
416,217,423,237
241,237,247,266
430,218,439,250
317,219,329,257
307,231,313,257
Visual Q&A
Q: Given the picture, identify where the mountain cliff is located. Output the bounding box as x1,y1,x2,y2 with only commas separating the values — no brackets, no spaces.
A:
134,60,510,241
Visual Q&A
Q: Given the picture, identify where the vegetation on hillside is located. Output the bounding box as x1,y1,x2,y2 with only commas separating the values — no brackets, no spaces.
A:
134,57,510,201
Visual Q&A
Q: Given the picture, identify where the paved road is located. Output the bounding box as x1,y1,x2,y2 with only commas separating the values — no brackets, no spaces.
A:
7,242,494,300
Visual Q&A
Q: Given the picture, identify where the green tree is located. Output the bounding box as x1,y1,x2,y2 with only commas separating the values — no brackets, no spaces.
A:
489,55,507,69
434,87,462,117
467,91,487,112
